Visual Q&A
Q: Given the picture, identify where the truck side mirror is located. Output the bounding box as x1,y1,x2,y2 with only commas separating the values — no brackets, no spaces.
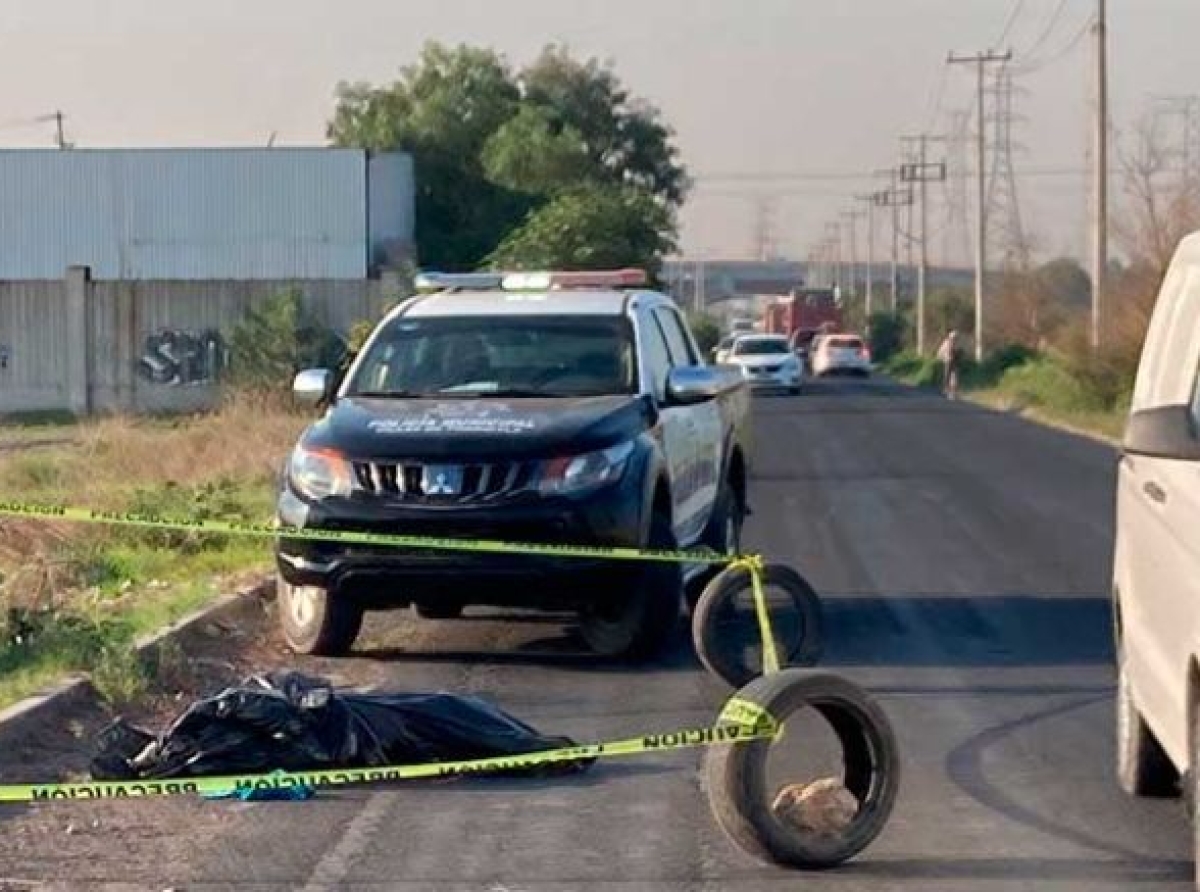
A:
1123,405,1200,460
293,368,333,406
665,367,741,405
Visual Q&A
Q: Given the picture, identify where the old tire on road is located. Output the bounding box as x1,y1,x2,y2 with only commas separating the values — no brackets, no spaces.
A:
693,563,823,688
277,573,364,656
705,669,900,869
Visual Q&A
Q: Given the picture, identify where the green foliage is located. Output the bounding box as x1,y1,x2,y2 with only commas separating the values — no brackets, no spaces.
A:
485,185,675,273
521,45,689,206
227,290,342,390
997,358,1105,412
927,287,974,340
1033,258,1092,310
686,312,722,356
327,41,686,270
867,313,907,363
482,105,595,195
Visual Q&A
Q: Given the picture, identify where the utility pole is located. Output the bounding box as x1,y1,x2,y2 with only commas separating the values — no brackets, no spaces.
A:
1091,1,1108,351
873,172,913,315
841,209,865,306
949,49,1012,361
901,136,948,355
855,194,877,319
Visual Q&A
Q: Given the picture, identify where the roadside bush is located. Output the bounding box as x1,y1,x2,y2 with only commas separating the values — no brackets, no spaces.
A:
867,313,907,364
227,289,345,391
996,357,1105,412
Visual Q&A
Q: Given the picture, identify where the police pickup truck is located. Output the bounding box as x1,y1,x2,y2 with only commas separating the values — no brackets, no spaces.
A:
275,269,751,660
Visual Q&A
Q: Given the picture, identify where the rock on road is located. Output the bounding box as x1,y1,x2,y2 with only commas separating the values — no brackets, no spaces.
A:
0,378,1193,891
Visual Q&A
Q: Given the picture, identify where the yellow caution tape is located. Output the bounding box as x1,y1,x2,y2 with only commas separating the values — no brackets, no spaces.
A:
0,500,729,566
729,555,781,676
0,703,778,804
0,502,789,677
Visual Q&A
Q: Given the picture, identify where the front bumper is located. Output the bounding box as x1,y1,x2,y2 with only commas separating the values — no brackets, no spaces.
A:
275,477,646,609
741,366,803,390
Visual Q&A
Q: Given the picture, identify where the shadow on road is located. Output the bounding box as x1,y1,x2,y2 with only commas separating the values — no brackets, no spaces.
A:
820,594,1114,667
843,855,1191,884
356,629,702,675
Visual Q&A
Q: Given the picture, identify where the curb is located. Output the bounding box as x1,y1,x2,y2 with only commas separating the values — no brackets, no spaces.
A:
0,575,273,753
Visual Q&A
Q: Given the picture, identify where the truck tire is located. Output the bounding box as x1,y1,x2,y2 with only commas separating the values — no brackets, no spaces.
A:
693,564,823,688
414,602,465,620
277,573,364,656
705,670,900,869
579,512,681,660
1116,642,1177,797
687,482,744,610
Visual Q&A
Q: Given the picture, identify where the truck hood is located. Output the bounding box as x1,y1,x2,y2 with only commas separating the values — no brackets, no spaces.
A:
302,395,652,460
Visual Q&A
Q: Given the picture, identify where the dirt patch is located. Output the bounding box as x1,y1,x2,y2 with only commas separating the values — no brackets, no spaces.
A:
0,583,289,886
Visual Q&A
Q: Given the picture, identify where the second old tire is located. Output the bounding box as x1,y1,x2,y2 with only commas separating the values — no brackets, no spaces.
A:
692,564,823,688
705,669,900,870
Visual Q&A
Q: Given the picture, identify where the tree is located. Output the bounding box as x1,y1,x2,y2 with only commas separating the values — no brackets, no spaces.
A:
328,42,687,272
521,46,688,207
481,106,595,196
485,185,675,272
328,43,529,269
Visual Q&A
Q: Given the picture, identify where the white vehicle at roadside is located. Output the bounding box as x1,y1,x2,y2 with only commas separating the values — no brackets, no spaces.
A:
810,333,872,377
1112,230,1200,884
724,334,802,394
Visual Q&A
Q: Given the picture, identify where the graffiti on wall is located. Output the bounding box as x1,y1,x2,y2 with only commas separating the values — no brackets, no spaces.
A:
137,329,227,386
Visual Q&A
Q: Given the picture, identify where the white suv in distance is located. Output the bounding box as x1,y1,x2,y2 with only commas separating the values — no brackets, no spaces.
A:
723,334,802,394
810,333,872,377
1112,230,1200,882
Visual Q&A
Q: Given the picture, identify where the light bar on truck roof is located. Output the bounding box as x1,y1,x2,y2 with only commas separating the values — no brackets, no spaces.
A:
414,272,506,293
502,269,649,291
415,268,649,294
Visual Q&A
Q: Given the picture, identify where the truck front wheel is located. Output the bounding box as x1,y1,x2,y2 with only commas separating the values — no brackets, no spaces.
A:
579,512,681,660
277,574,364,656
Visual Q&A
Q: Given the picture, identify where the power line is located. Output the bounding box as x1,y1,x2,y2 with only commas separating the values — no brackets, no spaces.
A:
1019,0,1071,59
996,0,1027,46
1015,14,1094,74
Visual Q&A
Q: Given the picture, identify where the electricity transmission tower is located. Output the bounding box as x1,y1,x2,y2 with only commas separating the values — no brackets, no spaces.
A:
1155,95,1200,193
985,66,1031,270
751,196,780,261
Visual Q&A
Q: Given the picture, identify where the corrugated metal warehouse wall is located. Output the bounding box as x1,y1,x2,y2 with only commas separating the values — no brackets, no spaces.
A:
0,148,414,280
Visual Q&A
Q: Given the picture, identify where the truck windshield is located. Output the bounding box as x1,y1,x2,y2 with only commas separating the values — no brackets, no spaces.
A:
733,338,790,356
346,316,636,398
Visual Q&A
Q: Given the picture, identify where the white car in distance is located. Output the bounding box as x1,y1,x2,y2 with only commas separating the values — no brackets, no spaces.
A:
723,334,802,394
811,333,872,377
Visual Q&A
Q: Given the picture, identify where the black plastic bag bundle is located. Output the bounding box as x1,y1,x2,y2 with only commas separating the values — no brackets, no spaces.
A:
91,672,591,781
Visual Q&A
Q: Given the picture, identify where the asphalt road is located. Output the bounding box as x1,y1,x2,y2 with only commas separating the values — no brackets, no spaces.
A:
3,377,1194,890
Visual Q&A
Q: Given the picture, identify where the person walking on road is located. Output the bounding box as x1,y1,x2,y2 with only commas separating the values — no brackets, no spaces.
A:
936,330,963,399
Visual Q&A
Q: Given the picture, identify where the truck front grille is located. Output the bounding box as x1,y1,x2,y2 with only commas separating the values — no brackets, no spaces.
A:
352,460,539,503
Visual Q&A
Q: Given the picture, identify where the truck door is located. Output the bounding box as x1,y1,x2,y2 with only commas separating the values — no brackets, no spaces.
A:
652,306,722,546
636,306,694,545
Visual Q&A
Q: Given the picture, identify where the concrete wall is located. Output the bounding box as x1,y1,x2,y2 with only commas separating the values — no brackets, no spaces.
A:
0,272,395,415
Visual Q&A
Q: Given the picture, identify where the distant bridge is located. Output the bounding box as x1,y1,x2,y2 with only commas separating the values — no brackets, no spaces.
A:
661,259,974,307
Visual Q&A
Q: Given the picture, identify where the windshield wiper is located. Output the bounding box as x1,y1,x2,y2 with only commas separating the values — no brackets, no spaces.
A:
448,388,548,398
350,390,425,399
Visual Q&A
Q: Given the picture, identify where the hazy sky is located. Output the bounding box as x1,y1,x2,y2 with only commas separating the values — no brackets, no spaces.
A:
1,0,1196,264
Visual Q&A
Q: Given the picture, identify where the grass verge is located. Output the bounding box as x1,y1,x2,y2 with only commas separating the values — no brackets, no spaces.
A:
882,349,1127,443
0,391,307,709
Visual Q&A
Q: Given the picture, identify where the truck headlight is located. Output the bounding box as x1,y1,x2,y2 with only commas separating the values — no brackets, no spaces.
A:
289,445,353,501
539,441,634,495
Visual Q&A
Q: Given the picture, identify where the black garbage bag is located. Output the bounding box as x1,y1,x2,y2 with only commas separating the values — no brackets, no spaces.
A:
90,672,592,781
